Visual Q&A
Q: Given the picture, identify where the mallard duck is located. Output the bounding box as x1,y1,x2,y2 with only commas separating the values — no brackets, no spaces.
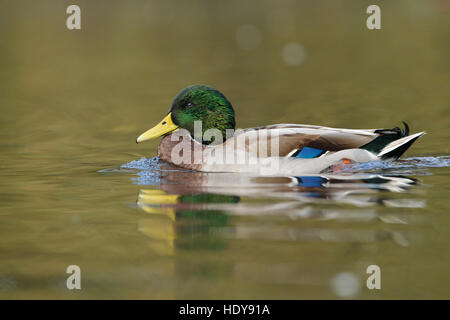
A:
136,84,425,175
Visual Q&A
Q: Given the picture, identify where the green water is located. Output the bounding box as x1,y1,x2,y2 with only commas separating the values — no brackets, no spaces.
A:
0,0,449,299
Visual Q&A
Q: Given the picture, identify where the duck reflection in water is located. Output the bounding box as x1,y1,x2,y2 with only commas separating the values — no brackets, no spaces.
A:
135,163,423,254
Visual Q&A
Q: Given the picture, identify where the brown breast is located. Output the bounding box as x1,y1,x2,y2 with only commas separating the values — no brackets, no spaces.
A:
157,133,204,171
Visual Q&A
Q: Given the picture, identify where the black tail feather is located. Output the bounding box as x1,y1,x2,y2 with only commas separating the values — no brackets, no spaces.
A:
362,122,410,154
402,121,410,136
373,121,409,138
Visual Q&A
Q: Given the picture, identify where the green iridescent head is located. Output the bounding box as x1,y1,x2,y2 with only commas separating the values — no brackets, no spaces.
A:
169,84,236,144
136,84,236,145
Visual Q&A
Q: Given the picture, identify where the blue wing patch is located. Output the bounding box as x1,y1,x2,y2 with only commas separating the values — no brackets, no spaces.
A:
296,176,326,187
293,146,325,159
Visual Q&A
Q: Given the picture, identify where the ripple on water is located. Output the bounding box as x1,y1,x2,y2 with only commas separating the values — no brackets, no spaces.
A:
118,157,161,185
345,156,450,174
120,157,160,170
109,156,450,186
118,156,450,174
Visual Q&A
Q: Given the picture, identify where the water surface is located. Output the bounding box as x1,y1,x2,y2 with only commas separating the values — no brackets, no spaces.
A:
0,0,449,299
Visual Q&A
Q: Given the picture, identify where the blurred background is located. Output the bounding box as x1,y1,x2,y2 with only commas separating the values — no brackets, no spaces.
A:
0,0,449,299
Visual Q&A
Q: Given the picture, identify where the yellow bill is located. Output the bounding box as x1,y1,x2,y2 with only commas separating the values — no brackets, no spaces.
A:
138,189,180,205
136,112,179,143
137,190,179,221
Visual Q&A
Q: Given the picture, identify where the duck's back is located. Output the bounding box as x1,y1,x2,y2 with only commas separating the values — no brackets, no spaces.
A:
226,123,421,159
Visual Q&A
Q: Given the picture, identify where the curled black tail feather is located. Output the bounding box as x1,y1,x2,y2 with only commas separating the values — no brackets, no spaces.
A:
362,122,410,154
402,121,410,136
374,121,409,138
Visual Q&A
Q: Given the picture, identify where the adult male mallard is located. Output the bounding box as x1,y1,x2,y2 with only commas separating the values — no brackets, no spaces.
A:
136,85,424,175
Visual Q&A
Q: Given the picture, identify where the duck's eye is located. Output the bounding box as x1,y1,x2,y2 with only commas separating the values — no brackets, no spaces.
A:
186,102,194,108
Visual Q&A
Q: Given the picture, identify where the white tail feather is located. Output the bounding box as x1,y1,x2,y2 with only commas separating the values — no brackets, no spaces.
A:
378,132,425,158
